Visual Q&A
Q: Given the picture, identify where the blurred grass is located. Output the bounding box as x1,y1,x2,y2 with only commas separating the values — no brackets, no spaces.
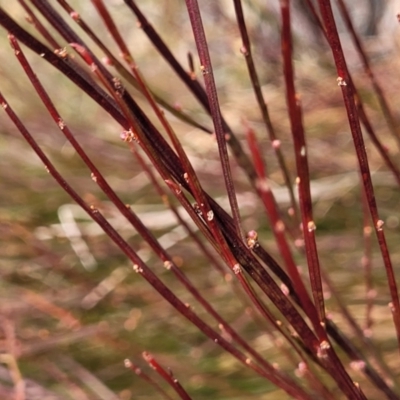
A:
1,1,400,399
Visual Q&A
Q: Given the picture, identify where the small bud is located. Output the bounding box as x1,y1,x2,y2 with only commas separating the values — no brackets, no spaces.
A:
272,139,281,149
54,47,68,58
120,129,138,143
317,340,331,359
280,284,289,296
307,221,316,232
240,46,249,56
200,65,208,75
133,264,143,273
163,260,173,270
102,56,113,66
58,118,65,130
174,102,182,111
113,77,122,90
246,230,259,249
376,220,384,231
193,203,202,216
295,362,307,377
233,264,241,274
70,11,80,21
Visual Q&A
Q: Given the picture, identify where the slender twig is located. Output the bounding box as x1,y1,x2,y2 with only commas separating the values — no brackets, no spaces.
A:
18,0,60,49
335,0,400,149
132,147,227,276
245,123,320,329
326,319,399,400
303,0,400,187
91,0,240,270
322,269,400,396
184,0,244,242
233,0,299,226
280,2,368,399
280,0,325,325
124,359,174,400
123,0,260,190
141,352,191,400
354,92,400,186
54,0,210,133
317,0,400,352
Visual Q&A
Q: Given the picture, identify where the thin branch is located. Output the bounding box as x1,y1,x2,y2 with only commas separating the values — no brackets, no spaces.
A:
335,0,400,149
125,359,174,400
280,0,325,325
141,352,192,400
317,0,400,353
233,0,299,226
123,0,260,191
184,0,244,242
245,123,320,329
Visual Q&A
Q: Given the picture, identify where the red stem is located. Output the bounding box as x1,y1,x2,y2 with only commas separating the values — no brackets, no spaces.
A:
142,352,192,400
303,0,400,187
317,0,400,353
280,0,325,325
18,0,60,49
90,0,237,266
184,0,244,242
246,125,320,329
335,0,400,149
125,359,174,400
233,0,299,226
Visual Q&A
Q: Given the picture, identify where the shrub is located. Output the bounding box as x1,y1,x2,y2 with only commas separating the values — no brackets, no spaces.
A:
0,1,399,399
